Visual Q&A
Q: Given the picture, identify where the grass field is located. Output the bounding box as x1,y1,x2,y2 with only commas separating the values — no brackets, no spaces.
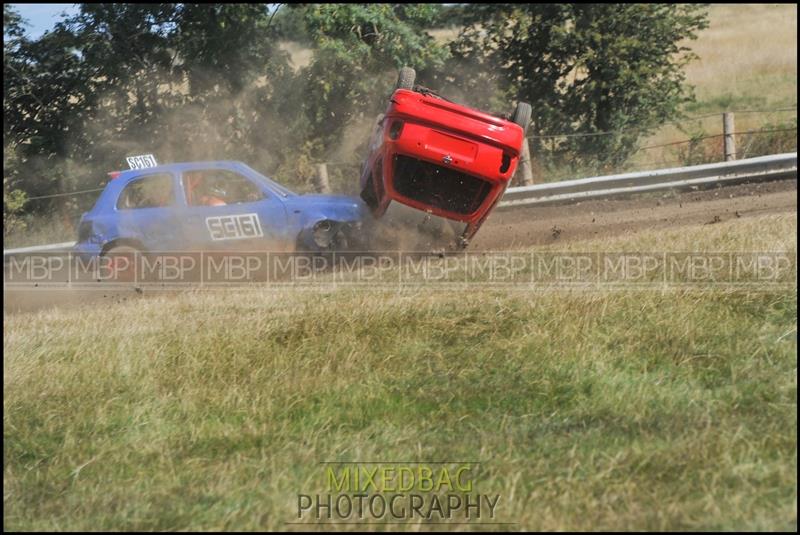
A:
625,4,797,171
4,213,796,531
684,4,797,113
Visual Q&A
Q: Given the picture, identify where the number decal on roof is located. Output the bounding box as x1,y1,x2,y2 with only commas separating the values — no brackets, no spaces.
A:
126,154,158,169
206,213,264,241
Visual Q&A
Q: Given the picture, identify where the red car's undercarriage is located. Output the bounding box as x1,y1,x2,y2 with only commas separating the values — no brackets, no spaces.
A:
360,68,531,248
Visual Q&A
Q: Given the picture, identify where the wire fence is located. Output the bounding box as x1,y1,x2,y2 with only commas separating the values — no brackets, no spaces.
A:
526,106,797,140
12,107,798,202
636,127,798,152
522,106,796,185
24,187,105,201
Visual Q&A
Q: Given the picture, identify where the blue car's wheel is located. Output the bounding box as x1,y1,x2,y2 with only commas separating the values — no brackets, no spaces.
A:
102,245,140,283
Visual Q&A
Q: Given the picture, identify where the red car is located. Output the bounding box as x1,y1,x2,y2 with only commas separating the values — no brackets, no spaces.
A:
360,67,531,248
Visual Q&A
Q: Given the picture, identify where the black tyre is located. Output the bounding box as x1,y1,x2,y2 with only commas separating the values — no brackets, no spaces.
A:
511,102,532,136
395,67,416,90
360,174,378,209
308,220,349,251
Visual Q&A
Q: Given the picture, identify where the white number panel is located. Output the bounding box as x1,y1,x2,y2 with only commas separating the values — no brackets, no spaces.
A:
126,154,158,169
205,213,264,241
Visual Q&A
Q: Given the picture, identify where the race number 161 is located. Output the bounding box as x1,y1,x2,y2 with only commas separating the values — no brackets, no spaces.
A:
126,154,158,169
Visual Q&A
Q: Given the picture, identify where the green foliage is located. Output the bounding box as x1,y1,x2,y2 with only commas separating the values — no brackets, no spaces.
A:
4,3,712,223
738,118,798,159
269,4,312,44
672,118,798,167
272,139,323,193
673,127,722,167
60,4,299,173
446,4,709,174
3,7,26,234
299,4,450,152
3,4,451,219
4,4,300,212
3,178,28,238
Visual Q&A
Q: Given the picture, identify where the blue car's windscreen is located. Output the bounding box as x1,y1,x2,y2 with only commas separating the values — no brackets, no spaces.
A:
240,163,296,198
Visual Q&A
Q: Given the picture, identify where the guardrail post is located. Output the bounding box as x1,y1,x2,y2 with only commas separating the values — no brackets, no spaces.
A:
315,163,331,193
723,112,736,161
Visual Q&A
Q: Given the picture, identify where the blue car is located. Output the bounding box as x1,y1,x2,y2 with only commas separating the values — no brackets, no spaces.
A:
73,161,367,259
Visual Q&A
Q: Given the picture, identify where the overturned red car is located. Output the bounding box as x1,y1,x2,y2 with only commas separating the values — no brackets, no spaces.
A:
360,67,531,248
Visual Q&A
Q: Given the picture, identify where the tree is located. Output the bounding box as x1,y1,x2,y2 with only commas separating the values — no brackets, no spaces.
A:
4,3,711,222
4,3,300,215
299,4,450,154
447,4,709,173
4,4,27,143
4,6,31,234
4,5,89,216
57,4,295,170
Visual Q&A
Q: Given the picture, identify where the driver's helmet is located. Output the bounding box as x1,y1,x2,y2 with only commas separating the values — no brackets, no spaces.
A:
207,179,226,200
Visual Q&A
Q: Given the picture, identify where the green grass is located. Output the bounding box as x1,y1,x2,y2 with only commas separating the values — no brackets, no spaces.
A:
4,213,797,530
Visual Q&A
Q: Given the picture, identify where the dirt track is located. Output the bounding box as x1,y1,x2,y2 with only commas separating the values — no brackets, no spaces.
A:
472,178,797,249
4,178,797,313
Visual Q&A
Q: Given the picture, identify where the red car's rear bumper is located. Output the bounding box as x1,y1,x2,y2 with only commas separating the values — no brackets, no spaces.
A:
369,89,525,225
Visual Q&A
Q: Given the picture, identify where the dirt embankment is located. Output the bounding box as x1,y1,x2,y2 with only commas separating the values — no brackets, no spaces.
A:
472,179,797,250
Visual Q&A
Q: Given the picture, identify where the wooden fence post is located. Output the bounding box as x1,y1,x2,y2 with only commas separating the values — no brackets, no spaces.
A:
723,112,736,161
515,138,535,186
315,163,331,193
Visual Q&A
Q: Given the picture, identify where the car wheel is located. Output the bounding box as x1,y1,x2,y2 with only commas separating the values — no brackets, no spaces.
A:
309,220,349,251
360,174,378,209
102,245,140,283
395,67,416,91
332,229,349,251
511,102,532,136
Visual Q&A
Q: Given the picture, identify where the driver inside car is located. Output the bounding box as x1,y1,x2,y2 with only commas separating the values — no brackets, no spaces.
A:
184,171,227,206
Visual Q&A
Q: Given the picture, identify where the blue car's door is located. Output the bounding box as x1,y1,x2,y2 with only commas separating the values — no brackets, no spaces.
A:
114,171,185,250
177,167,290,250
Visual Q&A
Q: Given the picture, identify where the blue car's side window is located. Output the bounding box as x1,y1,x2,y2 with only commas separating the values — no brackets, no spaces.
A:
116,173,175,210
183,170,266,207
